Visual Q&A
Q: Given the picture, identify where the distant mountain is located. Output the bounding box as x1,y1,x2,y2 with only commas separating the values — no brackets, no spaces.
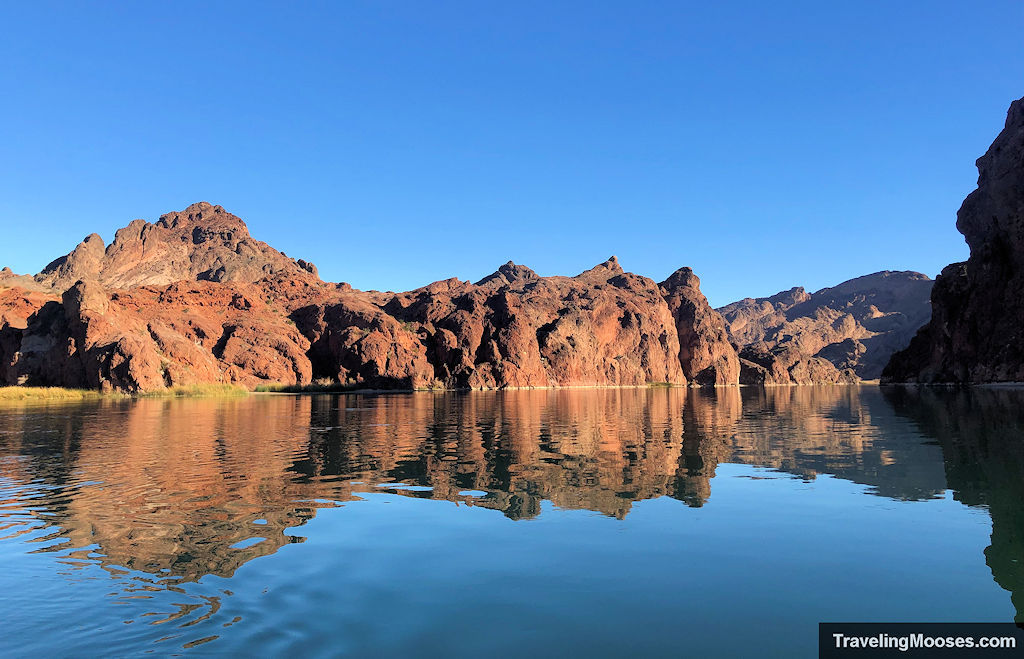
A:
718,271,933,383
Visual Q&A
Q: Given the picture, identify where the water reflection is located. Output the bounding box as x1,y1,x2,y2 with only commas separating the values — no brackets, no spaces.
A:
883,386,1024,623
0,385,1020,647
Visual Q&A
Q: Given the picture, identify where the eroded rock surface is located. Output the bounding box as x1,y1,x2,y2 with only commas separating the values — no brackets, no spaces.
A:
659,268,740,386
885,96,1024,383
293,256,688,389
2,202,748,391
719,271,932,384
35,202,319,291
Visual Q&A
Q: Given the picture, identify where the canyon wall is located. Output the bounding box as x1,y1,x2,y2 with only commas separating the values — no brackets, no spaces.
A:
884,96,1024,383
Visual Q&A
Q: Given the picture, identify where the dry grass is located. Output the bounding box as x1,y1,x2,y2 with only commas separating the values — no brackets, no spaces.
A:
0,387,118,402
0,383,249,402
140,384,250,398
255,381,355,394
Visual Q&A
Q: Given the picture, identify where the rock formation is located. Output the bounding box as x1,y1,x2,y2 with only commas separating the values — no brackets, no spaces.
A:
293,256,687,390
0,203,746,392
35,202,319,291
660,267,740,386
718,271,932,384
884,96,1024,383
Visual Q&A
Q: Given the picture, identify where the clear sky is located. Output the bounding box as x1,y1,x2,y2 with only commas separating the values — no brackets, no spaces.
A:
1,1,1022,307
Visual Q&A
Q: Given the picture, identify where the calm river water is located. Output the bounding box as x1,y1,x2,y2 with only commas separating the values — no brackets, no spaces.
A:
0,386,1020,656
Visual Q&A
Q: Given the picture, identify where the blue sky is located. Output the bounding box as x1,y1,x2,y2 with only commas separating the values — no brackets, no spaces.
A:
1,1,1022,307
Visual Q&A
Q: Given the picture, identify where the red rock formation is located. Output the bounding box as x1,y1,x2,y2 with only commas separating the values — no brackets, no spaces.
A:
719,271,932,384
4,203,753,392
0,275,57,385
885,96,1024,383
659,267,740,386
35,202,319,291
13,280,313,392
294,256,687,389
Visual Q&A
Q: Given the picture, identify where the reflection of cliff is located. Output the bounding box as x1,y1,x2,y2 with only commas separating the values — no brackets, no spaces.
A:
728,387,948,501
883,386,1024,623
293,388,707,520
0,387,953,592
0,396,352,582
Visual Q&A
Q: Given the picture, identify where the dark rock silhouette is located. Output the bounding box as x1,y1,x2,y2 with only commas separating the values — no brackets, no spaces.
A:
885,96,1024,382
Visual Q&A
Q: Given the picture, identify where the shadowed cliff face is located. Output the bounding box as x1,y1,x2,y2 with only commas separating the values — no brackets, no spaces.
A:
1,204,742,391
718,271,933,384
882,386,1024,623
885,96,1024,382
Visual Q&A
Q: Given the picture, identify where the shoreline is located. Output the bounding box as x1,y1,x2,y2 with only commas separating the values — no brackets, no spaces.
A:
11,379,1024,403
0,380,891,402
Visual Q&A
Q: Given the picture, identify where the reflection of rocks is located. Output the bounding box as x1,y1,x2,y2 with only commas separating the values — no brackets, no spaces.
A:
883,386,1024,623
0,386,958,594
294,389,697,519
0,396,349,581
729,387,948,501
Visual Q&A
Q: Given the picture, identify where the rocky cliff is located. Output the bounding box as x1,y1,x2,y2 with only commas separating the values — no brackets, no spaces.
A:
884,96,1024,383
1,203,744,392
660,267,741,386
34,202,319,291
718,271,933,384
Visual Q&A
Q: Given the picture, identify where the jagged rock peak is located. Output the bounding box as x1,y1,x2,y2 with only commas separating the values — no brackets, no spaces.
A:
719,271,933,382
33,202,320,291
660,266,701,290
768,286,810,307
475,261,539,287
155,202,249,236
576,255,623,280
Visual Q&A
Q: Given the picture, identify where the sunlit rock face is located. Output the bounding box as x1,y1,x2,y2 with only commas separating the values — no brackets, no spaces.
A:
659,267,740,386
34,202,320,291
293,256,689,390
718,271,932,384
885,96,1024,383
1,203,745,392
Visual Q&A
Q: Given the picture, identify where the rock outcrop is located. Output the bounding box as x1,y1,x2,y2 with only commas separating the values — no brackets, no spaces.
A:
1,203,750,392
718,271,933,384
659,267,740,386
11,280,314,392
884,96,1024,383
293,256,688,389
35,202,319,291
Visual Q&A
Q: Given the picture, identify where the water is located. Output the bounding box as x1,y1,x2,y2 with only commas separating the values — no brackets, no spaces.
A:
0,386,1020,656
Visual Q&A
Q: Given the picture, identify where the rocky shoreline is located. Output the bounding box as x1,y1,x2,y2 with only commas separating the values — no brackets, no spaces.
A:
0,201,935,394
